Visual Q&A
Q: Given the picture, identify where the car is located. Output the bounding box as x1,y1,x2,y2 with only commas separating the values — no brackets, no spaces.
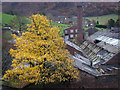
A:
4,27,11,29
11,30,20,35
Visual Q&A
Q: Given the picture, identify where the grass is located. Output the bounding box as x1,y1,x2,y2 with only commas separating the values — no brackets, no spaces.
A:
51,22,71,36
1,13,15,25
51,22,71,27
83,27,87,29
96,28,107,31
84,14,118,25
1,13,30,25
1,13,71,36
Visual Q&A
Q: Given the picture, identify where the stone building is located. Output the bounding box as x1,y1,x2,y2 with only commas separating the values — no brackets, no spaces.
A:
63,5,120,76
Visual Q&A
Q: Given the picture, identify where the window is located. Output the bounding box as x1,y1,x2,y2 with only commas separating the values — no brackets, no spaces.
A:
70,34,74,38
75,29,78,33
70,29,74,33
75,34,77,37
65,30,67,34
65,36,69,40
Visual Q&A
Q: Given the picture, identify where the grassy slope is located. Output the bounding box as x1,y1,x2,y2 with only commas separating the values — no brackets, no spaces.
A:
84,14,118,25
1,13,15,24
1,13,71,37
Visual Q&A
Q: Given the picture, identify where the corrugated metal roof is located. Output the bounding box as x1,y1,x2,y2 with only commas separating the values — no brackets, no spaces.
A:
89,31,120,41
65,40,83,52
97,42,119,53
95,35,120,48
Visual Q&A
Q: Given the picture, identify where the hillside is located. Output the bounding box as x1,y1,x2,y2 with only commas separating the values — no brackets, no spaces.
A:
1,13,118,36
2,2,119,17
1,13,71,36
1,13,15,24
2,13,118,26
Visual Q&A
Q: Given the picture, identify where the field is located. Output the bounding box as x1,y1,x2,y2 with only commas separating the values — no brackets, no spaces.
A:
85,14,118,25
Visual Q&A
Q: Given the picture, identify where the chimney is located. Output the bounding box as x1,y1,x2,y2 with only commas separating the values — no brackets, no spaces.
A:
77,5,84,43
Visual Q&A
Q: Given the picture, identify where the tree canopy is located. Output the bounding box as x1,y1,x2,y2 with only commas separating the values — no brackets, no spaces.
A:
3,14,79,85
115,19,120,27
10,16,29,32
107,19,115,28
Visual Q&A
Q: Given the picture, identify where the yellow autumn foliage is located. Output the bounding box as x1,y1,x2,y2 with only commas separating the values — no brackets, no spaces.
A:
3,14,79,84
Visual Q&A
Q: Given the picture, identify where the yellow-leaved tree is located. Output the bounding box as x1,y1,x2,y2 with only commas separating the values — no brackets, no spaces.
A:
3,14,79,85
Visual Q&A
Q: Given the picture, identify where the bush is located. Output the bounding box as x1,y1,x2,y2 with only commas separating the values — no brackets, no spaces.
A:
95,24,107,28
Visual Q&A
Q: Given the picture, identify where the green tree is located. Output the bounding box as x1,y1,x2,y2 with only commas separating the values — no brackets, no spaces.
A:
39,12,46,16
3,14,79,85
6,10,18,15
115,19,120,27
108,19,115,28
10,16,29,32
97,21,99,24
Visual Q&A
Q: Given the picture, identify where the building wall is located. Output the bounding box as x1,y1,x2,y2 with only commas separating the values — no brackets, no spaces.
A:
105,52,120,65
66,44,83,56
77,6,84,43
64,26,78,40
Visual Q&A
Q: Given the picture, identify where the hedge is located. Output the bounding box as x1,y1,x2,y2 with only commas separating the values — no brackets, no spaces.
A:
95,24,107,28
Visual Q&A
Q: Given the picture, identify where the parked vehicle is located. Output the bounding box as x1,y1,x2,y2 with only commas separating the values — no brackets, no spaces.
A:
11,30,20,35
4,27,11,29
